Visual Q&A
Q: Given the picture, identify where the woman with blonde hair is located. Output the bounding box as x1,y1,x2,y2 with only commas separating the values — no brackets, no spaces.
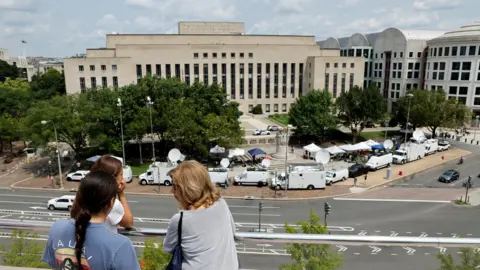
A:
163,160,239,270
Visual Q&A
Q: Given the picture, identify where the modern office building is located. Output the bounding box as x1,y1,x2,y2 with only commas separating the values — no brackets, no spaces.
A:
426,21,480,112
64,21,365,113
319,28,446,111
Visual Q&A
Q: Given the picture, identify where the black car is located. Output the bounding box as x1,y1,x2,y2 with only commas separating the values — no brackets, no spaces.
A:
438,169,460,183
348,164,370,178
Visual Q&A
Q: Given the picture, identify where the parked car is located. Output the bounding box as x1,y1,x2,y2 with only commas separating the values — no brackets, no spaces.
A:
47,195,75,211
437,140,451,151
438,169,460,183
267,125,281,131
348,164,370,178
252,129,271,136
66,170,90,181
326,169,349,185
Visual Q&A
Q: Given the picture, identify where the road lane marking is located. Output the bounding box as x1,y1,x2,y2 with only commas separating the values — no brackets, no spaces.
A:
0,194,138,203
232,213,281,217
0,201,44,205
229,205,280,209
0,215,11,219
333,198,451,203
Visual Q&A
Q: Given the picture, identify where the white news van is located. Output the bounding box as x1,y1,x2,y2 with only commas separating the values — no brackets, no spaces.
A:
272,167,326,190
326,168,349,185
138,162,176,186
365,153,393,170
424,139,439,156
392,143,426,164
234,168,269,186
208,168,229,187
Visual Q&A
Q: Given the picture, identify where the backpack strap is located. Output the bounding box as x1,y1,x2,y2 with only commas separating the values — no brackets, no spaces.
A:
177,212,183,244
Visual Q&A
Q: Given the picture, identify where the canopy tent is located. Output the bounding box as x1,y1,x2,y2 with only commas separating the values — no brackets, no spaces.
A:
248,148,266,156
365,139,380,147
86,155,124,165
209,145,226,154
352,142,372,151
325,145,345,155
339,144,355,152
303,143,322,153
228,148,245,158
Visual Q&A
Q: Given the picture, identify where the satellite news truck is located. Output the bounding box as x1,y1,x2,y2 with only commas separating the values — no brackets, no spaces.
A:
392,143,426,164
271,164,326,190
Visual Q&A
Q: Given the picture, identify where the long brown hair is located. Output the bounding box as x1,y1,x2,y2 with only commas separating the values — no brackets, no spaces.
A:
90,155,123,178
70,171,117,268
168,160,220,210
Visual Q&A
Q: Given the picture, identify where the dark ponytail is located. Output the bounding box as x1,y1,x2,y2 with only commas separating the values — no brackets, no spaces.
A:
75,208,91,268
70,170,117,269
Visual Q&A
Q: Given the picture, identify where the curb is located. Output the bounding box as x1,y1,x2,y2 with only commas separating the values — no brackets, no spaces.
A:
7,149,472,201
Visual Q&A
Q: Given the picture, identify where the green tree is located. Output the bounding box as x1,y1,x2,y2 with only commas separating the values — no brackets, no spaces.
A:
336,85,386,143
288,89,338,142
0,59,19,82
139,239,171,270
30,69,66,99
0,230,49,268
437,247,480,270
281,210,343,270
396,89,472,137
0,77,31,91
251,104,263,114
0,85,31,152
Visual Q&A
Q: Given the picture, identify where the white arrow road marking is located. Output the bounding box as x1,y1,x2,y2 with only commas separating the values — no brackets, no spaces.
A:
369,246,381,254
29,206,45,210
420,232,428,237
336,245,347,252
451,233,459,238
358,230,367,236
403,247,416,255
437,247,447,254
390,231,399,236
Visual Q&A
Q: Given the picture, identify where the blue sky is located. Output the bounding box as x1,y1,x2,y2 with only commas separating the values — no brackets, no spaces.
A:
0,0,478,57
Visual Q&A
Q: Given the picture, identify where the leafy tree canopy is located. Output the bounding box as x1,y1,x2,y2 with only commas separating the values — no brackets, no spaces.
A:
336,85,386,142
30,69,66,99
0,59,19,82
396,89,472,136
437,247,480,270
281,209,343,270
288,89,338,141
0,78,31,91
0,230,49,269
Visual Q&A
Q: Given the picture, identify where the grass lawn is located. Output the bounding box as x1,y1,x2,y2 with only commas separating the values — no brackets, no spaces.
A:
268,114,289,126
359,130,398,140
130,162,151,176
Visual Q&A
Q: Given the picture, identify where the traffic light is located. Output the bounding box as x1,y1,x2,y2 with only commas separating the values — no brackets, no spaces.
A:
259,201,263,212
468,176,472,185
324,202,331,215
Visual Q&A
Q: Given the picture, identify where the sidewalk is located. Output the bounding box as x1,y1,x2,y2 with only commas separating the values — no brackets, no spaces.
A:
466,188,480,206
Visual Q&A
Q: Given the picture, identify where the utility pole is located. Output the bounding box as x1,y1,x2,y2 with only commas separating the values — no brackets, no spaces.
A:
258,201,263,231
324,202,331,229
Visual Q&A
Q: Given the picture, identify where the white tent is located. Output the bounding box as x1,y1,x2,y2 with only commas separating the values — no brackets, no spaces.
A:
303,143,322,153
352,142,372,151
228,148,245,158
365,139,380,147
210,145,226,154
339,144,355,151
325,145,346,155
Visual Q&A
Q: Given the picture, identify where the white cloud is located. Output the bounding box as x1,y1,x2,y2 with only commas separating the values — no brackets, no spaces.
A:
274,0,312,14
413,0,461,10
97,14,118,25
338,0,361,8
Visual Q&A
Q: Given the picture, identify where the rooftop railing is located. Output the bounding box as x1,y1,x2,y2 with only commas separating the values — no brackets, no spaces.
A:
1,219,480,248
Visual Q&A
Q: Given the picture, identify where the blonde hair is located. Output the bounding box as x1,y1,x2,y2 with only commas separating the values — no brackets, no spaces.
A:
168,160,220,210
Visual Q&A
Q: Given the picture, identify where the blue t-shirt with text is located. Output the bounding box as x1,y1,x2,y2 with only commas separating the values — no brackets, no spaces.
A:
42,220,140,270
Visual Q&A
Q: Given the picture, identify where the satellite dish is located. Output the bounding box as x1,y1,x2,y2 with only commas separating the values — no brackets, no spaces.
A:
261,159,271,168
315,150,330,164
168,148,181,162
383,139,394,150
220,158,230,168
413,130,426,142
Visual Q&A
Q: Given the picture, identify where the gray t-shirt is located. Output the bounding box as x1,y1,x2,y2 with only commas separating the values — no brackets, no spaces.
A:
163,197,239,270
42,219,140,270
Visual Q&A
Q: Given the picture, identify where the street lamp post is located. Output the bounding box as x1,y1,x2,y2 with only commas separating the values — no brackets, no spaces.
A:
384,120,389,140
404,93,414,146
284,124,293,193
258,201,263,231
117,98,126,164
41,120,63,189
474,115,479,141
147,96,155,161
48,160,52,186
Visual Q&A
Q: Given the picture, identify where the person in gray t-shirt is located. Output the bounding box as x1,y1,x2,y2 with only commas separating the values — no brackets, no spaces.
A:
42,171,140,270
164,160,239,270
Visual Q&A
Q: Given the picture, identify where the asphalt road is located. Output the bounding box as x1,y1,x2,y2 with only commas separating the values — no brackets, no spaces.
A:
391,140,480,189
0,187,478,270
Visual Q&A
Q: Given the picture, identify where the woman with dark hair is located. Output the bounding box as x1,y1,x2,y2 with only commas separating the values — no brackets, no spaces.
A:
86,155,134,232
42,171,140,270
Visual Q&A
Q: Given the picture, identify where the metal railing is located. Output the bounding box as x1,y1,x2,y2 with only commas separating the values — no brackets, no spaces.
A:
1,219,480,248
